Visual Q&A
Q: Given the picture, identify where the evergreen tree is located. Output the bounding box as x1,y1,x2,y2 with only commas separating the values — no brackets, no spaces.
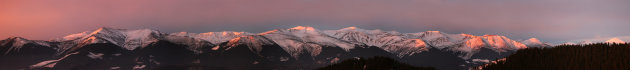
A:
474,43,630,70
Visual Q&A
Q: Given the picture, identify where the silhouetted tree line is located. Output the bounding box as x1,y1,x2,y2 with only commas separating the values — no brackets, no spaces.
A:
475,43,630,70
317,56,435,70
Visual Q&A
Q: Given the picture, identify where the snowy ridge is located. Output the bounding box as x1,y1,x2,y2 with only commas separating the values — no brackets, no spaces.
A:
71,27,162,50
522,38,542,46
558,38,626,46
1,37,54,55
323,27,404,47
322,27,529,59
170,31,253,44
259,26,355,58
2,37,32,48
323,27,427,57
521,38,551,47
415,31,456,49
43,27,216,54
58,31,91,41
481,35,527,52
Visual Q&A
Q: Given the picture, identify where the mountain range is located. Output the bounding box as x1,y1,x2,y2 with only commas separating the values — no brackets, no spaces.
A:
0,26,551,70
560,38,627,45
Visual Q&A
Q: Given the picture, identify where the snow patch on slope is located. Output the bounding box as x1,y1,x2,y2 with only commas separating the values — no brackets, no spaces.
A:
87,52,104,59
30,52,80,68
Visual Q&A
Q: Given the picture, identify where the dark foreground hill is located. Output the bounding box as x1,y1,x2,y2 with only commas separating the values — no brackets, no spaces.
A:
317,56,435,70
475,43,630,70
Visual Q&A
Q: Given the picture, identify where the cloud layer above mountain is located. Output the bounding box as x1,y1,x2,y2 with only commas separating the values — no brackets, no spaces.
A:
1,0,629,43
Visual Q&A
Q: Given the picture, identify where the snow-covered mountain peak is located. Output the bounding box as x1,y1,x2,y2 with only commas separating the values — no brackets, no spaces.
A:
481,35,527,51
256,26,358,58
273,26,325,37
523,38,542,44
2,37,30,47
289,26,316,31
411,31,455,49
288,26,318,32
521,38,549,47
341,26,359,30
87,27,121,36
7,37,28,41
417,31,447,38
336,26,362,32
418,31,448,38
1,37,55,54
526,38,541,43
330,27,389,34
68,28,162,50
86,27,131,36
324,27,397,47
606,38,625,43
124,29,161,39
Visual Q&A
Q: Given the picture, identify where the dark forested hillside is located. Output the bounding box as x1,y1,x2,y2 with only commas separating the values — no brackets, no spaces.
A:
475,43,630,70
317,56,435,70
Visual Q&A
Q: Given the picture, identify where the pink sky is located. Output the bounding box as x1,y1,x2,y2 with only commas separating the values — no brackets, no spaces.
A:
1,0,630,43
